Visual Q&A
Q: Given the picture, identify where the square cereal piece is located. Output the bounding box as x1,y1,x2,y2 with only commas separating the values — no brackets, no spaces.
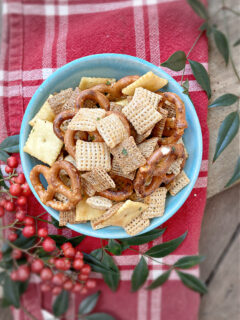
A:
81,177,96,197
91,202,123,230
68,108,106,132
48,88,73,114
97,113,128,148
135,128,153,144
138,137,159,159
122,99,162,135
63,87,80,111
29,95,55,126
110,157,136,180
82,168,115,192
124,215,150,236
142,187,167,218
23,119,63,166
168,171,190,196
134,87,162,109
110,102,124,113
102,200,148,227
76,140,111,171
152,107,168,138
122,71,168,96
59,210,76,226
167,158,183,176
86,196,112,210
79,77,116,90
76,197,105,221
111,136,146,174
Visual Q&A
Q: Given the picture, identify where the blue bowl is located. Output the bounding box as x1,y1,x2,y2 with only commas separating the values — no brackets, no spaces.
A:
20,53,202,239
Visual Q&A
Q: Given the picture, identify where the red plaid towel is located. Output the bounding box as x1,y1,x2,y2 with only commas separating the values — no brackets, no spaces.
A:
0,0,209,319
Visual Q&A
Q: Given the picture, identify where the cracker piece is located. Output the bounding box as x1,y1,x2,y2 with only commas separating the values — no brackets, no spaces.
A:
138,137,159,159
97,114,128,148
69,108,106,132
59,210,76,226
81,177,96,197
111,136,146,174
122,99,162,135
91,202,123,230
102,200,148,227
177,138,189,159
76,140,111,171
122,71,168,96
152,107,168,138
86,196,113,210
135,128,153,144
168,171,190,196
163,100,176,117
115,99,129,107
76,197,105,221
48,88,73,114
133,87,162,109
167,158,183,176
110,157,136,180
142,187,167,218
63,87,80,111
124,215,150,236
23,119,63,166
29,95,55,126
79,77,116,90
110,102,123,113
82,168,115,192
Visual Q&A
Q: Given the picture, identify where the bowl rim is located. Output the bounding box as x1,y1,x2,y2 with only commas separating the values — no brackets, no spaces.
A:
20,53,203,239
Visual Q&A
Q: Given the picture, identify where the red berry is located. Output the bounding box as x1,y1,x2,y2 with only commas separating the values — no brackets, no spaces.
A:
72,283,83,293
0,206,5,218
4,201,15,212
22,225,36,238
37,227,48,238
8,232,17,242
49,257,56,265
40,267,53,281
52,273,65,286
17,195,27,207
55,258,66,270
63,280,74,291
40,283,52,292
15,173,26,185
0,199,6,207
5,166,14,174
23,216,35,225
21,183,31,196
75,251,83,259
52,286,62,295
10,270,19,281
63,247,76,259
61,242,72,251
12,249,22,260
73,258,84,271
31,259,44,273
63,258,71,271
7,156,18,169
78,273,89,282
9,184,22,197
17,265,30,282
86,279,96,289
81,264,91,275
81,287,88,295
42,237,56,252
16,209,26,222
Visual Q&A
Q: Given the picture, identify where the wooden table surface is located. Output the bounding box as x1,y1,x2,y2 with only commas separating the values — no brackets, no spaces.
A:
0,0,239,319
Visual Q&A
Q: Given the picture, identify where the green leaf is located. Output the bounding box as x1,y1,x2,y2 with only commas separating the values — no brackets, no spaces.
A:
79,291,100,315
187,0,208,19
0,167,9,189
52,290,69,317
0,150,9,162
13,235,37,250
213,29,229,65
1,297,12,308
85,313,116,320
161,51,187,71
213,112,240,162
18,279,30,295
177,271,208,294
209,94,239,108
0,135,19,153
107,240,123,255
49,234,67,247
3,274,20,308
233,39,240,47
83,251,118,276
69,235,85,246
101,251,120,291
199,22,212,37
147,270,171,290
120,228,166,246
131,256,149,292
0,271,7,284
174,255,205,269
188,59,211,98
225,157,240,188
145,231,187,258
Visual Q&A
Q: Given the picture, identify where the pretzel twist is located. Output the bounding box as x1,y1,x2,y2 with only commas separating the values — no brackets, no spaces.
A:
30,160,82,211
53,110,77,141
98,175,133,201
76,89,110,110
